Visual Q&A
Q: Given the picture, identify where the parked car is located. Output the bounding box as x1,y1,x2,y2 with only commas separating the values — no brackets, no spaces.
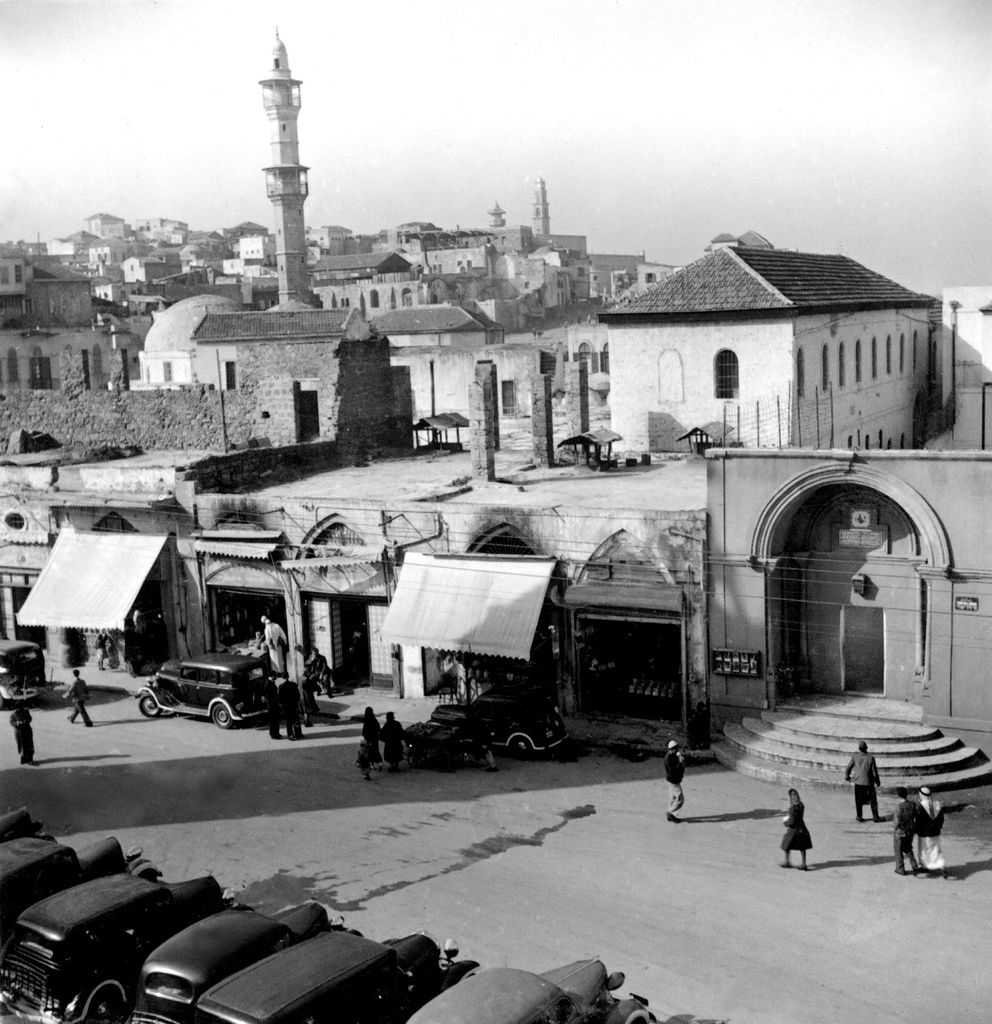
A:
0,640,46,709
194,929,475,1024
430,691,569,757
0,836,126,943
128,904,330,1024
136,653,269,729
0,808,52,845
0,872,223,1024
406,959,654,1024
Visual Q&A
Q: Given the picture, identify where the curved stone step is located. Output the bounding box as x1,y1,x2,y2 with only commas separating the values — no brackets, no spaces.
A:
713,741,992,793
724,723,980,777
762,711,943,744
740,717,961,758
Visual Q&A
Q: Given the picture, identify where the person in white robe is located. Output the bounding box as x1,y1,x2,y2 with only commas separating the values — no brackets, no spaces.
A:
261,616,288,675
916,786,948,878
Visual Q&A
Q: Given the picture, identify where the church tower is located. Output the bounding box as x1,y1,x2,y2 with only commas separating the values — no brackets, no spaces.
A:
532,177,550,239
260,31,309,304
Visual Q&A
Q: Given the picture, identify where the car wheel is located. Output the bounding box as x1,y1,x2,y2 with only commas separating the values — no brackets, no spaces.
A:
508,734,535,758
138,694,162,718
88,985,127,1024
211,703,234,729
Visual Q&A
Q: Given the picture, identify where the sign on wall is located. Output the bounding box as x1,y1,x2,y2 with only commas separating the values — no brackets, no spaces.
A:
712,648,762,676
955,596,980,612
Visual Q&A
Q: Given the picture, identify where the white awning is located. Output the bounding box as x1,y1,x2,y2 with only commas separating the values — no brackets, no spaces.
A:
16,529,168,631
195,540,280,560
378,552,556,660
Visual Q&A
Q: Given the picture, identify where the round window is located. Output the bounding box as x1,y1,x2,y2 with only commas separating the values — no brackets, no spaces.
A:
4,512,26,531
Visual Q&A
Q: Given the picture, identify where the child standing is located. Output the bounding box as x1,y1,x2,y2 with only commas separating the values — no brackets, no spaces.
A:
356,738,373,781
9,706,35,765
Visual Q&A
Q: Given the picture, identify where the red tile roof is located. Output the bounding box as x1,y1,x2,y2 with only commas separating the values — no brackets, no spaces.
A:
603,247,933,319
194,308,352,342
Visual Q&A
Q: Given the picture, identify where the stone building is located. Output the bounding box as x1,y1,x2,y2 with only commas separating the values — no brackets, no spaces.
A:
938,285,992,449
601,243,936,453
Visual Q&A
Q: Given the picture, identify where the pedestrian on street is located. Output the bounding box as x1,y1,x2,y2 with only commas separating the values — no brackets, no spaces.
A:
362,706,382,771
95,631,109,671
381,711,406,772
356,738,373,781
264,675,282,740
65,669,93,726
9,706,35,765
916,786,949,878
780,788,812,870
893,786,921,876
663,739,686,823
278,676,303,740
844,740,882,822
261,616,288,675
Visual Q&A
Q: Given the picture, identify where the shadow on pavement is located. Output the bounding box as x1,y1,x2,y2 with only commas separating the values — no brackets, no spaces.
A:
808,855,896,870
947,858,992,880
682,808,782,823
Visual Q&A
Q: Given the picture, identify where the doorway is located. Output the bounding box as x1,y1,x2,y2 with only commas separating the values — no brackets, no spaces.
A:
842,605,884,693
295,388,320,442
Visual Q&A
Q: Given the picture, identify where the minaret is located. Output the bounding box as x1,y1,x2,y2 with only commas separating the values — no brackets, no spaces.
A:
532,177,550,239
260,31,309,304
488,201,506,229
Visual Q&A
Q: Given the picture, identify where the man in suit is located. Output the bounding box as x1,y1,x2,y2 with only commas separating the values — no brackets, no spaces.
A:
893,786,921,875
844,740,882,822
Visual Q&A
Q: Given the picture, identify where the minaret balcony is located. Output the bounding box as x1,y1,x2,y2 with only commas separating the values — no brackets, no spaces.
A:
265,167,309,199
261,82,302,110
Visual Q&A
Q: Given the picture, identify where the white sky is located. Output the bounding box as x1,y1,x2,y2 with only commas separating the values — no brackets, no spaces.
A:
1,0,989,295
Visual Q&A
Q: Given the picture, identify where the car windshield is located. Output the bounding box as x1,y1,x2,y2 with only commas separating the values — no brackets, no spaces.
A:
144,972,195,1003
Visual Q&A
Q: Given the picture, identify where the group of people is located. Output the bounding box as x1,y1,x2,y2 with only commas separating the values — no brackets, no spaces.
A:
356,707,406,780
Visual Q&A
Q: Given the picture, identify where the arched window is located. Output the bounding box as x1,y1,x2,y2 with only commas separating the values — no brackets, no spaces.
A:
878,430,884,448
838,342,846,388
714,349,739,399
855,339,862,383
886,335,892,374
7,348,19,384
796,347,805,398
369,289,379,309
871,337,878,379
305,520,365,556
821,344,830,391
401,288,413,307
94,512,137,533
899,333,905,373
912,330,917,370
577,342,599,374
847,435,853,448
601,342,609,375
91,345,103,386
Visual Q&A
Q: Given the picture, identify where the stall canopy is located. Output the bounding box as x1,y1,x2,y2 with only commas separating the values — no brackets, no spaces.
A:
378,552,556,660
16,529,168,631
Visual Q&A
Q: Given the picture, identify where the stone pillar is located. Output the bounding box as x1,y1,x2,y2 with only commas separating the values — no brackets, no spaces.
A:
567,360,589,437
470,362,496,481
477,359,499,451
531,373,554,468
108,347,130,391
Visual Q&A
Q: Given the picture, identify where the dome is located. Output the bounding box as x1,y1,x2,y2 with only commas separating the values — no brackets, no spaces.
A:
144,294,241,354
271,32,288,69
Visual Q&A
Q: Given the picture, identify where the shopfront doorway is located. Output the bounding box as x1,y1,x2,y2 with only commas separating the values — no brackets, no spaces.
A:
212,588,287,650
579,613,683,721
842,605,884,693
306,597,392,689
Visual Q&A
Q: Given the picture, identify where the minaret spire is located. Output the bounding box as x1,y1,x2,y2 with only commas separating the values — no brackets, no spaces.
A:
259,32,310,304
532,177,550,239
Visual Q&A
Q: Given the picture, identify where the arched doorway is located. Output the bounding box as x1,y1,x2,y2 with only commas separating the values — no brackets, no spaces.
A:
754,465,950,703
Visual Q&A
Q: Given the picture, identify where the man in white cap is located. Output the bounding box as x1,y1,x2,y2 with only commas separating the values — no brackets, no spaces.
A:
916,786,949,878
663,739,686,823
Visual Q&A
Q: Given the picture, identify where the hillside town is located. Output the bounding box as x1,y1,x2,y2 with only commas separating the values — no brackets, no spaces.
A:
1,15,990,1024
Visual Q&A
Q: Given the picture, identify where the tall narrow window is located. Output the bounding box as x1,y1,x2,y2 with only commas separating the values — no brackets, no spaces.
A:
871,337,878,380
886,335,892,375
855,340,862,383
796,347,805,398
714,349,739,399
899,333,905,373
821,344,830,391
912,330,917,371
838,342,846,388
601,343,609,375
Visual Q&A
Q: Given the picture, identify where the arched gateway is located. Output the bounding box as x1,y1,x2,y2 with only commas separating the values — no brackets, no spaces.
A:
752,462,949,703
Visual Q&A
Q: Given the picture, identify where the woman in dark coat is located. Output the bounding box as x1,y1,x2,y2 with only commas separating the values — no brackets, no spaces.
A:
362,707,382,770
9,706,35,765
380,711,405,772
780,788,812,870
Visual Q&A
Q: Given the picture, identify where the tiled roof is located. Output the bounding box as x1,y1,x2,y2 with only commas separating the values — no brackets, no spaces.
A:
86,213,124,222
31,263,90,282
371,305,491,334
313,252,411,273
603,247,932,318
194,308,352,342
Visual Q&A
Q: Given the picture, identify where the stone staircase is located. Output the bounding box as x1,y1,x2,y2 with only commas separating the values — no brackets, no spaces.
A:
713,696,992,792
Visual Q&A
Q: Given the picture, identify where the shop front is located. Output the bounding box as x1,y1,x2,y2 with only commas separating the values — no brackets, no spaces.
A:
378,552,559,702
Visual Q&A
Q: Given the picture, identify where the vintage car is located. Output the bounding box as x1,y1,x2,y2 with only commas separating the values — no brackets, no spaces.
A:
0,836,126,943
136,653,268,729
0,872,223,1024
405,959,654,1024
429,691,569,757
128,904,330,1024
0,808,52,844
194,930,474,1024
0,640,47,709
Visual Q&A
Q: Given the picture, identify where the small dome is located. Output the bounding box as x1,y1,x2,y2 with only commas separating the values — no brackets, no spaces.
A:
144,294,241,354
271,33,288,69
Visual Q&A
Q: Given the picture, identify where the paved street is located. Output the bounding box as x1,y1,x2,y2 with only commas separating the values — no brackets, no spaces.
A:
3,686,991,1024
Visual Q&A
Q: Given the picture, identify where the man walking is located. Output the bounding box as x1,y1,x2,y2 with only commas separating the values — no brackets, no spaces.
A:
278,675,303,741
65,669,93,727
844,740,882,822
664,739,686,823
893,786,921,875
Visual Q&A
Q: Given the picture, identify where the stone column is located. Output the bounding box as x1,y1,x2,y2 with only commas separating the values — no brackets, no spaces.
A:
108,347,130,391
476,359,499,451
531,373,554,468
470,362,496,481
567,360,589,437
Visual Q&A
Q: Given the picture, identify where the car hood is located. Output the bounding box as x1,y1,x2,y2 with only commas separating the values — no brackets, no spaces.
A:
539,959,607,1008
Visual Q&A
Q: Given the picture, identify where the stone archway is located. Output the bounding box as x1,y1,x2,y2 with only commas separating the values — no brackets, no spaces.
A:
752,462,949,702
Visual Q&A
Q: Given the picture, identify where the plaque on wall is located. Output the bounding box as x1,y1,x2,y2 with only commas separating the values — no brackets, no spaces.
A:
838,528,888,550
955,596,980,612
712,648,762,676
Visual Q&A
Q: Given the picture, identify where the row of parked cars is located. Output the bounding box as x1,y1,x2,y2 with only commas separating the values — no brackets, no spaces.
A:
0,810,653,1024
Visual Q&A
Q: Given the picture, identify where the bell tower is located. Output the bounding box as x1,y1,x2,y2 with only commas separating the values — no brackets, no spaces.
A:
260,31,309,304
532,177,550,239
